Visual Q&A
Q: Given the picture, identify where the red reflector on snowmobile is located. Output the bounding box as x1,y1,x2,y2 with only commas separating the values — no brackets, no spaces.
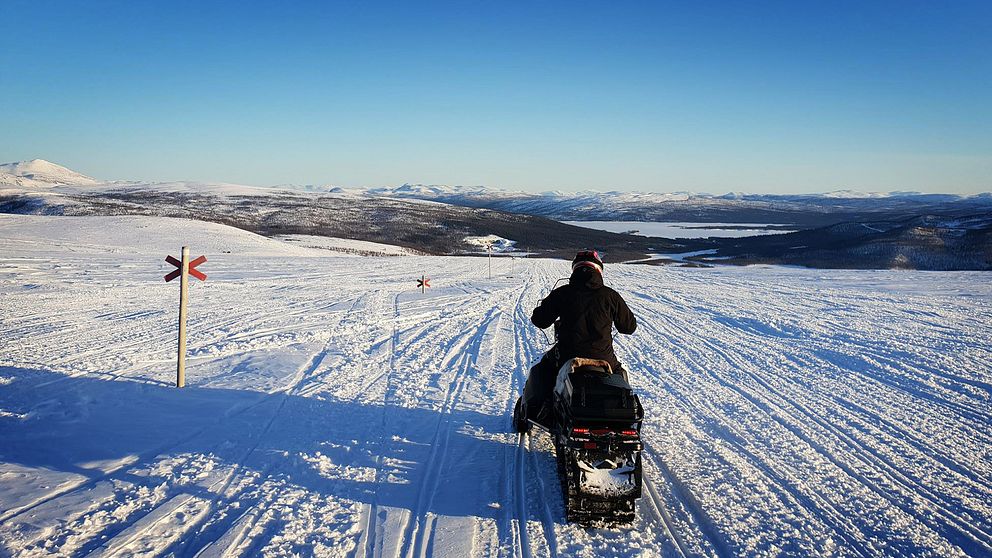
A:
572,427,590,434
621,430,638,436
583,442,597,449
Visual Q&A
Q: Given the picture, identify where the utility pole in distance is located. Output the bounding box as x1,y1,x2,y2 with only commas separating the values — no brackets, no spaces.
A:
486,242,493,279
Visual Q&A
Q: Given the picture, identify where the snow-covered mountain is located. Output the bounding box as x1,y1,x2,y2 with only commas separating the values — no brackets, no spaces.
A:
0,160,671,261
2,160,990,269
0,159,100,188
356,183,992,225
3,160,989,224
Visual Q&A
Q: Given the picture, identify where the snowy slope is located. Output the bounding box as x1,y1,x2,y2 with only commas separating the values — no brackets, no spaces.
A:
0,159,99,188
0,159,303,197
1,216,991,557
272,234,423,256
0,215,329,257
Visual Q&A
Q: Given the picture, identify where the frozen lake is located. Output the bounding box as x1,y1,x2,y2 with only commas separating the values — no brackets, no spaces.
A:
564,220,798,238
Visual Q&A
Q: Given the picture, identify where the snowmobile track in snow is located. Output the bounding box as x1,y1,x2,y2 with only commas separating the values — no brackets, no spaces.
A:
2,231,991,557
399,308,504,558
174,339,342,557
638,449,692,558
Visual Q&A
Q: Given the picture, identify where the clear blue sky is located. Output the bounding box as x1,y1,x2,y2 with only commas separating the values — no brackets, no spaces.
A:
1,0,989,194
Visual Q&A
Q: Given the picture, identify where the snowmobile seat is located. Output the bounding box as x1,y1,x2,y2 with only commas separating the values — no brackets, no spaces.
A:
555,358,640,422
595,372,632,391
567,372,639,421
575,363,609,375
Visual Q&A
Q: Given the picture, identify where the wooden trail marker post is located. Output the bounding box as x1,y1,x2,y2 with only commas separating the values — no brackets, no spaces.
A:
165,247,207,388
417,273,431,294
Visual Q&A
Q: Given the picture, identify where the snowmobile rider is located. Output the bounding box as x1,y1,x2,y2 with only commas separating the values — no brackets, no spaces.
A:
521,250,637,426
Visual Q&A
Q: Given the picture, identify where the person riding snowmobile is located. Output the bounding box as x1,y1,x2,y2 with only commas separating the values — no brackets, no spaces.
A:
520,250,637,427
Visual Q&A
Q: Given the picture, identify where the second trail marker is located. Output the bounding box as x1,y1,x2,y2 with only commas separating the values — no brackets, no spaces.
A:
417,273,431,294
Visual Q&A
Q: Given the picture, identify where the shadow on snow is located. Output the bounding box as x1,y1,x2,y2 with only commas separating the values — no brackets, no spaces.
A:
0,366,522,528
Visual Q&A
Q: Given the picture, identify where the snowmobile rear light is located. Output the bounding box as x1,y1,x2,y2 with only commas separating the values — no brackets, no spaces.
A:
572,427,590,435
621,429,638,436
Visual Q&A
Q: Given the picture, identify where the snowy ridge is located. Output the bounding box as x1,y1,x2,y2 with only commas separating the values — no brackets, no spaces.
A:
5,160,990,218
0,159,99,188
368,182,992,204
0,159,313,197
1,163,672,261
357,183,992,223
2,160,989,269
1,215,990,557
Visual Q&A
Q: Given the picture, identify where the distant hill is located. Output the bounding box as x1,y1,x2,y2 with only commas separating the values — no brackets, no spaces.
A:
347,184,992,226
0,160,677,261
2,159,989,269
694,214,992,270
0,159,99,188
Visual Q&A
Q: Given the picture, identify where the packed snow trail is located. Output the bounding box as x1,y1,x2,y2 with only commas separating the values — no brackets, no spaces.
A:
1,215,991,557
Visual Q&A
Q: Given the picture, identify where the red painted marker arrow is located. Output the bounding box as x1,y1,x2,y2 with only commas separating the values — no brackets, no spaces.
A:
188,255,207,281
417,278,430,288
165,254,208,282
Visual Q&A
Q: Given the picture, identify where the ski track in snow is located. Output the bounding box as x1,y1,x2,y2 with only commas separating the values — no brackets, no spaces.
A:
2,227,992,557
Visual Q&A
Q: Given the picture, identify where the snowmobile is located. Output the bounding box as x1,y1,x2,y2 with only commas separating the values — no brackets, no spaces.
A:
513,356,643,525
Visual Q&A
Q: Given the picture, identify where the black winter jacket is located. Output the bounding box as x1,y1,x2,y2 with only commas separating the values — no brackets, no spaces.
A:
531,267,637,370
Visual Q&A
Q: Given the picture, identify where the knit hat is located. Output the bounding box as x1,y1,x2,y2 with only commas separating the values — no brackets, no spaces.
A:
571,250,604,274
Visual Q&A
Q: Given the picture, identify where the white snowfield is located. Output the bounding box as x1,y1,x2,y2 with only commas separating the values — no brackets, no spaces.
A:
1,215,990,558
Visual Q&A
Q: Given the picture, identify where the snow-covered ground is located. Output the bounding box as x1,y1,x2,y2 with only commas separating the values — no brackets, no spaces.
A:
272,235,422,257
1,215,991,557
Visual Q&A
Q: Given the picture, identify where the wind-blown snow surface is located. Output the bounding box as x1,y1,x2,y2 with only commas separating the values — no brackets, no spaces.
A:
1,216,991,557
